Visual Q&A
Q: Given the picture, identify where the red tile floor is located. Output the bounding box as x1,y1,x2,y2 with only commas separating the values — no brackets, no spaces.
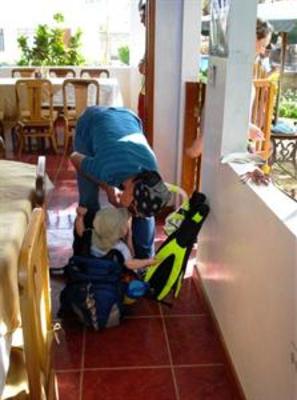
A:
7,149,242,399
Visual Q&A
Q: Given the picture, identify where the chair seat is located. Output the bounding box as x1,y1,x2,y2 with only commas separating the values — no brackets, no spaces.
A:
67,119,77,128
67,109,77,119
18,119,54,128
15,79,58,156
20,109,58,121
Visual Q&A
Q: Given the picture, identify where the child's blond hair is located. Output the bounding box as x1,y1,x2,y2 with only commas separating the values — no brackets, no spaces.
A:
92,208,130,253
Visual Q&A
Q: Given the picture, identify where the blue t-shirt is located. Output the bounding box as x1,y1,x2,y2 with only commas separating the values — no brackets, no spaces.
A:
75,106,158,187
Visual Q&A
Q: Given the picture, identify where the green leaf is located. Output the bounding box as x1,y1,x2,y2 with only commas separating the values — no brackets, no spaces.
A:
118,45,129,65
16,13,84,66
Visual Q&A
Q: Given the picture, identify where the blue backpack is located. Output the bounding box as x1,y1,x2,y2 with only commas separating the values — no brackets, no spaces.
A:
59,255,125,330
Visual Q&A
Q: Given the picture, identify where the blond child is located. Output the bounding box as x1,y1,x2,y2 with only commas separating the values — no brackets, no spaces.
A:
90,207,154,270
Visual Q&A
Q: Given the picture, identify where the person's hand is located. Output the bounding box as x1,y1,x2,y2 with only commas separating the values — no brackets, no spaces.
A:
119,179,134,208
70,152,86,171
105,185,123,207
248,124,264,141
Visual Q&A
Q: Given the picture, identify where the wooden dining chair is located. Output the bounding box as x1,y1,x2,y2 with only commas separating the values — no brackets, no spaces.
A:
49,68,76,78
11,68,36,78
2,208,58,400
80,68,110,78
15,79,58,157
181,81,206,195
253,61,268,80
62,78,100,152
251,79,277,161
49,69,76,122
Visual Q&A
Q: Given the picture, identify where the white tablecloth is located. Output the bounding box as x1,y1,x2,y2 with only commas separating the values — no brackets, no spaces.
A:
0,77,123,120
0,160,53,396
0,334,11,397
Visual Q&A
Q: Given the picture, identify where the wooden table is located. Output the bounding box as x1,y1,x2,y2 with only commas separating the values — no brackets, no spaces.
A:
0,77,123,121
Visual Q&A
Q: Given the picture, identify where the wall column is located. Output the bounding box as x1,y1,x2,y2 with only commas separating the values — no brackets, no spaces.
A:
153,0,201,184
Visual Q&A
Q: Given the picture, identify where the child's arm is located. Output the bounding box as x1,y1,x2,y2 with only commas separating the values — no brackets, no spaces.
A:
248,123,264,141
186,135,202,159
125,257,156,270
75,206,88,237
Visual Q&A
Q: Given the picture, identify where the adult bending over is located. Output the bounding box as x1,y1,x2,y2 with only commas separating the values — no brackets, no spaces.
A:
70,106,170,258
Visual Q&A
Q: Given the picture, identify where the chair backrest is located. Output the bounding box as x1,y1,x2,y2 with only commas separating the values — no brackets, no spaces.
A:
15,79,53,123
63,78,100,119
181,81,206,195
252,79,276,160
48,68,76,78
80,68,110,78
253,62,268,80
18,207,57,399
11,68,36,78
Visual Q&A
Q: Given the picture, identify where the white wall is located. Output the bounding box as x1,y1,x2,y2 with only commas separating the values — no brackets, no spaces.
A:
198,0,297,398
153,0,201,184
153,0,183,184
199,161,297,399
176,0,202,183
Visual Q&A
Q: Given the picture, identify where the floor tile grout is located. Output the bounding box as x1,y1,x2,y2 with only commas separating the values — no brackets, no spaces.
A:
55,363,225,373
159,304,180,400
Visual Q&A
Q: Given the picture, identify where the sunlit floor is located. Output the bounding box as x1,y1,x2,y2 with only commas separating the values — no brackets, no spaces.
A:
6,143,242,399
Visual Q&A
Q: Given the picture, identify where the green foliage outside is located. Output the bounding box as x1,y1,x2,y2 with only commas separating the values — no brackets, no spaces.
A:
279,89,297,119
117,45,129,65
17,13,85,66
199,68,208,84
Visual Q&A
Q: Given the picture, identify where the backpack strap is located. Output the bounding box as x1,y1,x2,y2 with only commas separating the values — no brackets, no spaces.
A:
103,249,125,266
